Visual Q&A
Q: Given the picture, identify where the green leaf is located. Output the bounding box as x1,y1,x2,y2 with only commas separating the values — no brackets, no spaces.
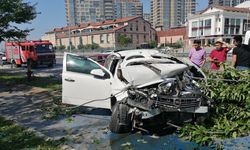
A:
232,132,237,138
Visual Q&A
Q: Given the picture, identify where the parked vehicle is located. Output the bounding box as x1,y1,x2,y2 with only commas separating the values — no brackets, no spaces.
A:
62,49,212,133
0,52,6,65
86,53,110,66
5,40,56,67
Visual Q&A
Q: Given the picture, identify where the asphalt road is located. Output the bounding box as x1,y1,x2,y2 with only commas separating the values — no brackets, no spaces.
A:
0,56,63,78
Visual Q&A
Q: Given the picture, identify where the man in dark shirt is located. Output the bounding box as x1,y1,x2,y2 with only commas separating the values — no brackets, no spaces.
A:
232,36,250,70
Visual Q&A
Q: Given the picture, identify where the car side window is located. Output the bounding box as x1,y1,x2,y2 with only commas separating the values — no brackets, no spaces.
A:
66,54,100,74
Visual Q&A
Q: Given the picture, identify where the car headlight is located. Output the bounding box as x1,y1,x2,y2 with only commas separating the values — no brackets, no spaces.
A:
158,79,176,95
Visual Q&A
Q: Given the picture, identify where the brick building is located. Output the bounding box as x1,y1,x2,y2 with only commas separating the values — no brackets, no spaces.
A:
42,16,156,49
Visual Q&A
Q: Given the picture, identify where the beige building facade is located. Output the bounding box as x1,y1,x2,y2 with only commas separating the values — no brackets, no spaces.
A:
42,16,156,49
157,27,187,45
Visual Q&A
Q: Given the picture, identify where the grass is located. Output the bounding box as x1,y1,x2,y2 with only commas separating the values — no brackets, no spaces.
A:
0,116,62,150
0,73,61,91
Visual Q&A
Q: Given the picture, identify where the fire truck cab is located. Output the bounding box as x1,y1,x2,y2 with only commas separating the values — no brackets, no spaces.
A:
5,40,56,67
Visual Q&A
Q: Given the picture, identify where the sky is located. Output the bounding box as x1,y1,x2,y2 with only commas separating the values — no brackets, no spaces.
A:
12,0,208,40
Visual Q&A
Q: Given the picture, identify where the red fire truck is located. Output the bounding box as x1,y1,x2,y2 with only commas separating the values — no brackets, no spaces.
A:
5,40,56,67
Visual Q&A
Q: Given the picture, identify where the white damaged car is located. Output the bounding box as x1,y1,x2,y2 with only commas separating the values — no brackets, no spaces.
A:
62,49,212,133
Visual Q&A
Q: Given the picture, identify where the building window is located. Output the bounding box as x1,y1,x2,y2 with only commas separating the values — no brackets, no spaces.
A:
230,27,234,35
231,19,236,26
224,18,230,35
191,30,197,37
199,29,204,36
205,19,211,27
224,28,229,35
236,19,241,34
236,28,240,34
107,34,110,44
192,21,198,28
137,35,139,44
100,34,104,44
130,24,133,31
225,18,230,26
199,21,203,27
236,19,241,26
191,21,198,37
144,26,146,32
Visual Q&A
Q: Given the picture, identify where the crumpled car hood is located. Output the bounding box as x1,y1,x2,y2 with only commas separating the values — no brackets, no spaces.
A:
121,62,188,87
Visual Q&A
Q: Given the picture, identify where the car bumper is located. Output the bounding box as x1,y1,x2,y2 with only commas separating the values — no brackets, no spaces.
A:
139,106,209,119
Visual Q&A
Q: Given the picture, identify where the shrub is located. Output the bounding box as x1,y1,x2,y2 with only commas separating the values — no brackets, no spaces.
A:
148,41,158,48
117,35,132,47
67,45,75,50
179,66,250,146
57,45,65,50
77,44,84,49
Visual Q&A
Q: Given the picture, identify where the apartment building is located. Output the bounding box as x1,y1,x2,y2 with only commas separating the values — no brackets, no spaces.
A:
42,16,156,49
65,0,106,25
143,13,151,22
104,0,114,20
188,5,250,45
150,0,196,31
209,0,249,6
65,0,143,26
113,0,143,19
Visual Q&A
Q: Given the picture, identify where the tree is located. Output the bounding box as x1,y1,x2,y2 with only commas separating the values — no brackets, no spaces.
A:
91,43,99,50
78,44,84,50
148,41,157,48
79,36,83,45
67,45,75,50
0,0,36,42
117,35,132,47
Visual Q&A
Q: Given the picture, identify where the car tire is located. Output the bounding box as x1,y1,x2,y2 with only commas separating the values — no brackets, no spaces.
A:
109,102,132,134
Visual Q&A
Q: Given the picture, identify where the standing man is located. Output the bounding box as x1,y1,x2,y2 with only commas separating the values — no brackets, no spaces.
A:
189,40,206,68
208,41,230,71
232,35,250,70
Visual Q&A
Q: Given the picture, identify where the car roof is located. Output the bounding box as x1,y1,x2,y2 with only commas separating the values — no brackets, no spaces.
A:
114,49,160,57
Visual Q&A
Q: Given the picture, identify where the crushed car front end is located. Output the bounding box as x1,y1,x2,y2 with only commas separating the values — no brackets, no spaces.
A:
109,50,212,133
125,71,211,120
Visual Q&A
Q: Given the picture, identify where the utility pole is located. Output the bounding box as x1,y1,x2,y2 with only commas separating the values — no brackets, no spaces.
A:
113,31,116,51
69,26,72,53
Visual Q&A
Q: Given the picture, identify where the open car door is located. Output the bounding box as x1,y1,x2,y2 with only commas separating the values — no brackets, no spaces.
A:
62,53,113,109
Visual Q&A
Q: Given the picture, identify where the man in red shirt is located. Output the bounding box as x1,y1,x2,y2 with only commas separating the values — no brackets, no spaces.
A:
208,41,231,71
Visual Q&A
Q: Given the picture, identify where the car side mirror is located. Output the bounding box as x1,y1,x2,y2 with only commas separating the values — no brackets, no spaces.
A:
90,69,105,77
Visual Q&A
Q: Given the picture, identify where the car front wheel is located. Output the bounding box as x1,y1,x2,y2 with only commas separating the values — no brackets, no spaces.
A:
109,102,132,134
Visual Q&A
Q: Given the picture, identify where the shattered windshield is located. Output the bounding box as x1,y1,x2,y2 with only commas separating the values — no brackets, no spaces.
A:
36,44,53,53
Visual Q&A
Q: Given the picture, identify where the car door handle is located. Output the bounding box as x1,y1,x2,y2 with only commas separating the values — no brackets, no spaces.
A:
65,78,75,82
